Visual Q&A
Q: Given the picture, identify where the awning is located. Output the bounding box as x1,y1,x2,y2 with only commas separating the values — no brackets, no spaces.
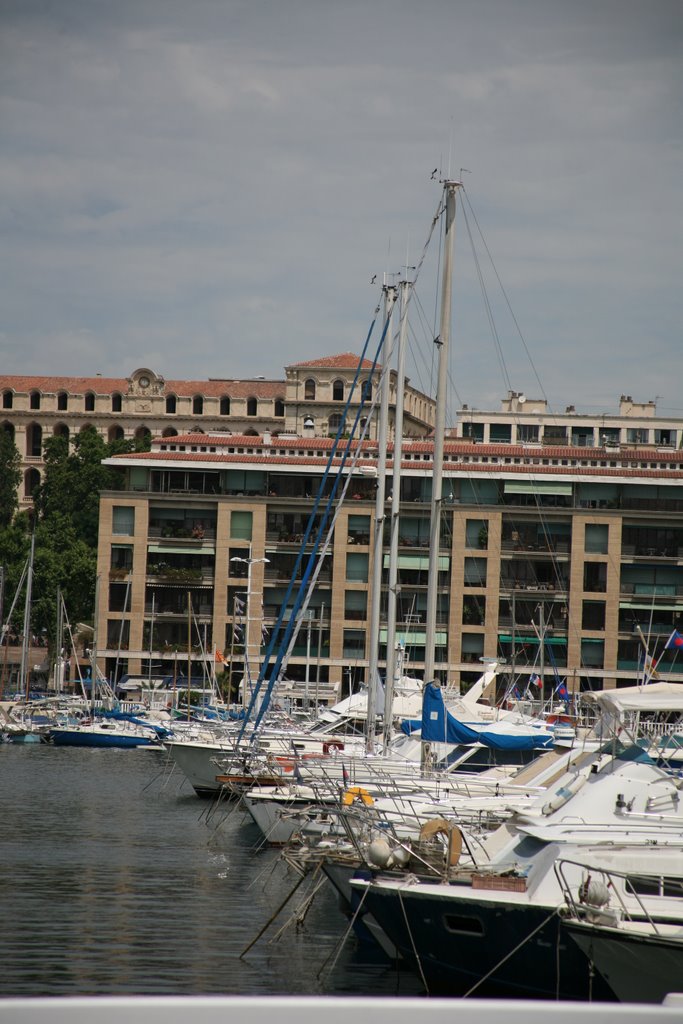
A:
621,602,682,611
380,629,447,646
504,481,572,495
383,554,450,571
498,635,567,646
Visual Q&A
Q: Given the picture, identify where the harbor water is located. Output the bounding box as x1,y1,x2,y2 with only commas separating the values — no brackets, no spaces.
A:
0,743,421,998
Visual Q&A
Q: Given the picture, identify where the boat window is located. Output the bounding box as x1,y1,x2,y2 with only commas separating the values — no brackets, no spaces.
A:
443,914,484,936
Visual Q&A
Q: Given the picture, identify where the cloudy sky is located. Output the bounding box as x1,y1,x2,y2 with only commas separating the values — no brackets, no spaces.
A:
1,0,680,420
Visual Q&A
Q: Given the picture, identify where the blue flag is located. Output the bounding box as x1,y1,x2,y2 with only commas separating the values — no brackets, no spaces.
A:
665,629,683,651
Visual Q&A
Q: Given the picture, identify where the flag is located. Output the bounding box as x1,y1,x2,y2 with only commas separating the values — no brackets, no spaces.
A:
529,673,542,689
665,629,683,651
512,684,522,699
214,648,225,664
643,653,661,682
555,681,569,701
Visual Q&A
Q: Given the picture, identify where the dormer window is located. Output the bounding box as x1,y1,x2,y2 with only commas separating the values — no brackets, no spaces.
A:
84,391,95,412
57,392,68,411
274,397,285,417
192,395,204,415
111,392,122,413
220,396,230,415
30,390,41,410
247,397,257,416
166,394,177,414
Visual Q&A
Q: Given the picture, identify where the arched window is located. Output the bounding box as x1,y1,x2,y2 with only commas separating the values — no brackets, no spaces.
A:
166,394,177,414
30,390,41,410
247,397,257,416
361,378,372,402
304,378,316,401
332,378,344,402
111,392,122,413
26,423,42,458
84,391,95,412
2,421,15,443
2,390,13,410
57,391,68,411
220,396,230,415
162,427,178,438
274,397,285,417
192,395,204,415
244,428,258,437
24,467,40,499
53,423,69,442
135,426,151,445
108,425,124,442
328,413,345,435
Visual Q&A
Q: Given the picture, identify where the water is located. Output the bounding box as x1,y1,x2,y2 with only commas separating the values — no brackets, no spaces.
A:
0,743,422,998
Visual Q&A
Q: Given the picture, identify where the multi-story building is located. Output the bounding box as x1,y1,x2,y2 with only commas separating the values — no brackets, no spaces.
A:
0,353,436,508
95,395,683,700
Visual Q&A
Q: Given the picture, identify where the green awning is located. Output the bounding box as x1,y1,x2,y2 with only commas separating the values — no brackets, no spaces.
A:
504,481,572,495
499,635,567,645
620,602,682,611
380,629,447,646
383,554,450,571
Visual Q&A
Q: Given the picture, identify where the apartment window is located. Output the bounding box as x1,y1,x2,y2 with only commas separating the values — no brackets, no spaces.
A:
517,424,539,444
466,519,488,550
581,639,604,667
57,392,68,411
343,629,366,659
230,510,253,541
26,422,42,457
584,563,607,593
344,591,367,621
582,600,606,631
112,505,135,536
346,552,369,582
110,544,133,571
585,523,609,554
464,557,487,587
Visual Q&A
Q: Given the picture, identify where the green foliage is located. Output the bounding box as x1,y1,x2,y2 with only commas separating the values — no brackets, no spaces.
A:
0,431,21,528
2,428,133,656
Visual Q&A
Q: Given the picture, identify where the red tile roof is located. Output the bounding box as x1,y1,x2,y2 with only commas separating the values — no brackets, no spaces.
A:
0,374,284,399
288,352,378,370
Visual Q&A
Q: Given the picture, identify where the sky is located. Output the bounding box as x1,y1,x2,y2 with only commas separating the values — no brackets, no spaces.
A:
1,0,681,422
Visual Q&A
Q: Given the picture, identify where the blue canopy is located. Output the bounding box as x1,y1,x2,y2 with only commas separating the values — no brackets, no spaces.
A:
400,681,554,751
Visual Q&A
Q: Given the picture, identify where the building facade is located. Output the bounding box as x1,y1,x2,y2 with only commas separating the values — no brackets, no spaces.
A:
95,400,683,699
0,353,436,508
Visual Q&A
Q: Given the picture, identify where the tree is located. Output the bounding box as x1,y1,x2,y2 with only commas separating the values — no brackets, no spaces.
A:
0,430,21,528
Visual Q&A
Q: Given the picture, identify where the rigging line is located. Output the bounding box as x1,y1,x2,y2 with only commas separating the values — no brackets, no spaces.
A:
460,200,513,395
397,886,430,995
462,905,562,998
461,185,549,405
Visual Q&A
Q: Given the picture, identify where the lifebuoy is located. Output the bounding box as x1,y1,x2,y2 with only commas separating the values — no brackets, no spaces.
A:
323,740,344,754
342,786,374,807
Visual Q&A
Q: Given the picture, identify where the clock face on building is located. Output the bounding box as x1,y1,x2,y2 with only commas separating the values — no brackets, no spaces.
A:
139,375,150,389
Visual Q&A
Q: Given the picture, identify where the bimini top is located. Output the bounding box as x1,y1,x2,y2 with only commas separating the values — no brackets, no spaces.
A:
586,681,683,714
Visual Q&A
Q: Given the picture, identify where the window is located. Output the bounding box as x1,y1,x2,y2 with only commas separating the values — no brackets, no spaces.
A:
108,425,124,442
274,397,285,417
53,424,69,441
24,467,40,498
166,394,177,414
304,378,316,401
84,392,95,412
2,390,13,410
112,506,135,536
466,519,488,549
361,378,372,402
464,557,487,587
344,591,367,621
582,601,605,630
343,629,366,659
230,510,253,540
111,545,133,571
220,396,230,415
581,639,604,667
332,378,344,402
584,563,607,593
57,392,68,411
111,392,122,413
585,523,608,554
463,595,486,626
26,423,42,457
192,395,204,415
346,552,369,582
329,412,345,435
247,397,257,416
517,424,539,444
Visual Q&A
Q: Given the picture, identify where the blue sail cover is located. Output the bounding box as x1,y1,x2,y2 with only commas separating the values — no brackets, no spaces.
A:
400,681,554,751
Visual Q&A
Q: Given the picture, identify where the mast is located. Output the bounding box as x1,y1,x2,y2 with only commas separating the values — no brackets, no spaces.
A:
20,532,35,700
424,180,460,684
365,284,397,754
383,276,410,751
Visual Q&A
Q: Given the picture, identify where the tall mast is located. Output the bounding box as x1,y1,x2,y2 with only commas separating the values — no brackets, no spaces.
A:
365,284,396,753
424,181,460,683
383,276,410,751
20,532,35,700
